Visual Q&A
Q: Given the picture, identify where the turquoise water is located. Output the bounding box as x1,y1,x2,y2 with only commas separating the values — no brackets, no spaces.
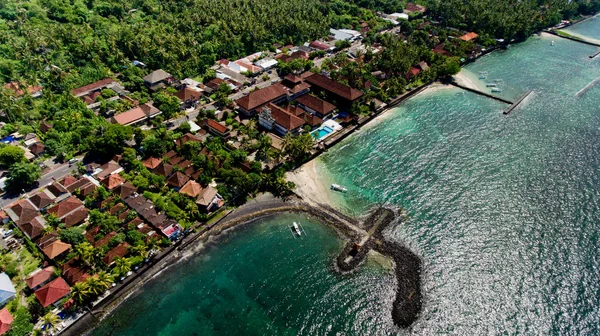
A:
91,213,396,335
563,15,600,41
92,25,600,335
318,32,600,333
312,126,334,139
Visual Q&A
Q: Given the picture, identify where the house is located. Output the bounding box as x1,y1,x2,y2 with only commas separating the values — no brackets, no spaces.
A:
6,199,46,240
255,58,278,70
25,267,55,290
102,243,130,265
309,41,331,51
277,50,310,63
42,240,71,260
202,119,228,138
281,74,311,99
4,81,42,98
258,104,305,136
71,78,120,105
175,133,203,148
124,194,180,236
234,83,288,116
29,190,56,210
95,160,123,180
143,69,173,91
166,172,189,189
101,174,126,190
196,186,223,212
329,28,362,42
432,43,452,56
406,67,421,79
303,73,363,109
47,196,87,228
0,273,16,307
39,122,52,134
92,231,118,248
179,180,203,198
404,2,426,13
418,61,430,71
34,277,70,308
0,307,12,335
152,162,174,178
460,32,479,42
62,208,89,228
142,157,162,170
110,103,161,126
114,182,137,200
174,86,203,109
295,94,337,118
61,259,90,285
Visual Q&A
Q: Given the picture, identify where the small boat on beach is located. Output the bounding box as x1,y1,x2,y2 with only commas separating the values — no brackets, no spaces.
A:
331,184,348,192
292,222,302,236
491,88,503,93
551,40,555,46
486,83,497,87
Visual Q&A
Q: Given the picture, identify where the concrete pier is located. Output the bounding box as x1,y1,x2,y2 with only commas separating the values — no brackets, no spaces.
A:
545,29,600,48
576,77,600,97
449,82,515,104
503,90,534,115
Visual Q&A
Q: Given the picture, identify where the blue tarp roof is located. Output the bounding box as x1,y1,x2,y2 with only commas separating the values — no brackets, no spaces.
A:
0,272,16,306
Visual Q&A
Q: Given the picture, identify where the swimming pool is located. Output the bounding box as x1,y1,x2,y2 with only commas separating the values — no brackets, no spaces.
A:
312,126,334,140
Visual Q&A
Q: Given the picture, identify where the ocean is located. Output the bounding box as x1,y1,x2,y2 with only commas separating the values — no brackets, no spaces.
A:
91,22,600,335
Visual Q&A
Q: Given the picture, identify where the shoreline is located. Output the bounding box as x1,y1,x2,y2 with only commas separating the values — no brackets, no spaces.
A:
68,195,421,335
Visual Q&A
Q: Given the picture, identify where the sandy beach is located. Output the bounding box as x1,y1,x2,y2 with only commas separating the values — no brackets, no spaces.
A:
287,160,336,207
453,70,485,91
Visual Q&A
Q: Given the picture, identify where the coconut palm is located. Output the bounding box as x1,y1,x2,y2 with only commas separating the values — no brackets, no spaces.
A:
71,281,91,304
113,257,132,277
74,242,95,267
129,243,148,259
96,271,114,289
41,312,60,333
85,276,105,296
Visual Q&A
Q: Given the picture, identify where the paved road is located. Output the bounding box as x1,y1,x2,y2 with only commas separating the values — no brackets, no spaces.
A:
0,163,75,209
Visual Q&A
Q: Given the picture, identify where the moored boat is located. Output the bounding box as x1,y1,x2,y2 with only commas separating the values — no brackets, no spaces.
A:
331,184,348,192
292,222,302,236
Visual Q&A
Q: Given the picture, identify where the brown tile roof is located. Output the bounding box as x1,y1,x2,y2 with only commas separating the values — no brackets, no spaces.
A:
101,174,125,190
164,150,177,159
303,73,363,101
142,157,162,169
7,199,39,224
179,180,203,197
284,74,303,84
85,226,101,244
46,182,68,197
65,178,93,194
26,267,55,289
42,240,71,259
267,103,305,131
404,2,426,13
174,87,202,102
79,183,97,198
289,82,311,95
47,196,84,219
310,41,330,51
126,217,144,229
206,119,227,134
4,81,42,96
61,259,90,285
175,133,203,147
62,207,88,228
295,94,336,115
28,142,45,155
96,160,122,180
17,216,46,240
152,162,173,177
114,181,137,200
39,122,52,133
111,103,160,125
166,172,190,188
102,243,130,265
60,175,77,187
184,167,195,176
34,277,70,307
169,156,183,165
205,78,226,90
29,191,55,210
302,113,323,127
36,232,58,250
93,231,117,248
71,78,115,96
235,84,287,111
118,209,130,222
109,203,126,216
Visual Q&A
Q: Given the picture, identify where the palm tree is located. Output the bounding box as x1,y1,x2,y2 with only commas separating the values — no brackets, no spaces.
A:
74,242,95,267
71,282,91,305
41,312,60,333
129,243,148,259
85,276,105,296
113,257,132,277
96,271,114,289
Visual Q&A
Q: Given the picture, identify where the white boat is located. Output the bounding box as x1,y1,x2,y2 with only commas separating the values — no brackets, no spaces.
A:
292,222,302,236
551,40,555,46
486,83,497,87
331,184,348,192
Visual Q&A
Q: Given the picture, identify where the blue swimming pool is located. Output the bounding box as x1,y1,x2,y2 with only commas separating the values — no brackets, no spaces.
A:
311,126,334,140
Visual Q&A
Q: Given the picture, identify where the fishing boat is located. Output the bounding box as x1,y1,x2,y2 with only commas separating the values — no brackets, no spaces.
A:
486,83,497,87
491,88,503,93
292,222,302,236
551,40,555,46
331,184,348,192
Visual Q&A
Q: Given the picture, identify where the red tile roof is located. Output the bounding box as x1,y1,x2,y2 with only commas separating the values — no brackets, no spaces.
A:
460,32,479,41
175,87,203,102
111,103,160,125
404,2,426,13
25,267,55,289
71,78,116,96
28,142,45,155
4,82,42,97
266,103,305,131
29,191,55,210
235,84,287,111
0,308,12,335
295,94,336,115
142,157,162,169
310,41,330,51
303,73,363,101
93,231,117,248
152,162,173,177
17,217,46,240
42,240,71,259
61,259,90,285
62,207,89,228
206,119,227,134
175,133,203,147
34,277,70,307
179,180,203,197
8,199,39,224
47,196,84,219
101,174,125,190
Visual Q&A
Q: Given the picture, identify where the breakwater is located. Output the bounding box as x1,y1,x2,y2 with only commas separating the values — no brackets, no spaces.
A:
503,90,534,115
449,81,514,104
575,77,600,96
545,29,600,48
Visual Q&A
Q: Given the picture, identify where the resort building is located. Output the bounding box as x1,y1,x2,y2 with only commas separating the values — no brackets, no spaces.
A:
258,104,305,136
110,103,161,126
25,267,56,291
302,73,363,110
34,277,70,308
295,94,337,118
143,69,173,91
196,186,224,213
281,74,311,99
235,84,288,116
